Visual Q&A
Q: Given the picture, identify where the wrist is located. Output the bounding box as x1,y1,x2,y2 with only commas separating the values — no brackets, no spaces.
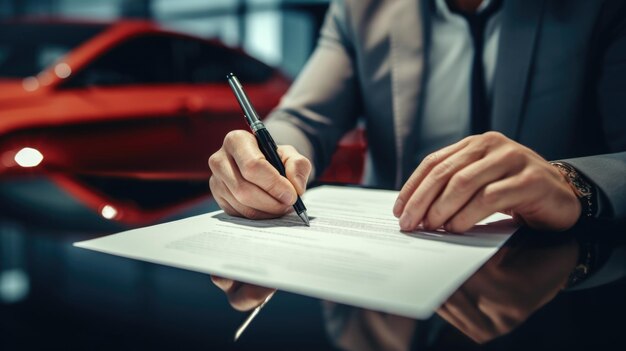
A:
563,237,596,289
549,161,596,219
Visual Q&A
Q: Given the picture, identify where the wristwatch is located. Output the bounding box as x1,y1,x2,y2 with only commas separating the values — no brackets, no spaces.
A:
566,239,595,288
550,161,595,218
550,161,597,288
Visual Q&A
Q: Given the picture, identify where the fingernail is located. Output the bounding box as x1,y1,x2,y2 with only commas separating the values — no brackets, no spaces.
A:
399,214,411,230
393,199,403,217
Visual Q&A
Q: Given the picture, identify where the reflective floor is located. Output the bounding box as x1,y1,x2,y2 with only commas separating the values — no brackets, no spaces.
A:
0,178,333,350
1,177,625,350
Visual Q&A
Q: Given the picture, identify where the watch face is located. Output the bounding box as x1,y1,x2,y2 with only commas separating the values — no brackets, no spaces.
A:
572,178,592,197
551,161,595,217
552,162,593,198
566,172,592,197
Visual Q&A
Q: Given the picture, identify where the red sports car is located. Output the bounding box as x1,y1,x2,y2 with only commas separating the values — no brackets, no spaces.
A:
0,19,290,178
0,19,365,225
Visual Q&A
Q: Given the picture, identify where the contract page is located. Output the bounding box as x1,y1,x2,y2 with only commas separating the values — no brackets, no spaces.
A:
75,186,517,319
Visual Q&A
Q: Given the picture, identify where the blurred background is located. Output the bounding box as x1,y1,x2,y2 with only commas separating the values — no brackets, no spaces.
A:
0,0,367,349
1,2,626,351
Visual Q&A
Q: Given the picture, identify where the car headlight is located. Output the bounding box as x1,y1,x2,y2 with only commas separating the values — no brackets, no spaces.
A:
14,147,44,168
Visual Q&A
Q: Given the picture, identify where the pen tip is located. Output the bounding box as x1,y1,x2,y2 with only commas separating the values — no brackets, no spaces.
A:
298,211,310,226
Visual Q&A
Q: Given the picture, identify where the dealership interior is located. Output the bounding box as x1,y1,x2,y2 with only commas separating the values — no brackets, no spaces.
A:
1,0,626,350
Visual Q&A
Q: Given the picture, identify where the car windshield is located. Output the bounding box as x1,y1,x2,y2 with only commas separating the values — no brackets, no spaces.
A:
0,22,107,78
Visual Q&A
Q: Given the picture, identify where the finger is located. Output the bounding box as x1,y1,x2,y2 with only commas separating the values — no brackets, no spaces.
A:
444,174,536,233
424,147,524,230
210,175,288,218
223,130,297,205
210,176,241,216
210,143,294,215
278,145,312,195
436,305,470,340
223,153,293,214
394,138,471,218
228,284,276,312
443,288,495,343
460,263,522,335
476,299,523,337
211,275,239,293
216,176,291,219
211,276,275,312
215,194,239,217
439,296,517,342
398,140,486,231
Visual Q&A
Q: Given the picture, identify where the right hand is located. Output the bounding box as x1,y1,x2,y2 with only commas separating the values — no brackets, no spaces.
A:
209,130,308,310
208,130,312,219
211,276,276,311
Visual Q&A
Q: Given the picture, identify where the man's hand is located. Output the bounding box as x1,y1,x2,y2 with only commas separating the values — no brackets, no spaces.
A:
209,130,306,311
208,130,312,219
393,132,581,233
437,234,579,343
211,276,275,311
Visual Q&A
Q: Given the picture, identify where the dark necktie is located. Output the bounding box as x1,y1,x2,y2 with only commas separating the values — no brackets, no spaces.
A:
453,0,502,134
409,6,505,350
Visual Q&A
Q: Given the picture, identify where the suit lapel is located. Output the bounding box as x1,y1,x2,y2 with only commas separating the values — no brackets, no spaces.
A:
387,0,544,182
389,0,427,187
492,0,546,139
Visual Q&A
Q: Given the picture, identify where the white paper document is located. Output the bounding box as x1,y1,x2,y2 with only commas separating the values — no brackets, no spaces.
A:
74,186,518,319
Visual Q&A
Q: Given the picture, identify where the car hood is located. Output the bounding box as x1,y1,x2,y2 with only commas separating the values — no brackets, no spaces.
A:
0,79,43,101
0,80,61,134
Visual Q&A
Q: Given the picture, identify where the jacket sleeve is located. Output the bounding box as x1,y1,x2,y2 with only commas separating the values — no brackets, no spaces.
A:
565,153,626,222
563,0,626,223
562,0,626,289
264,0,362,178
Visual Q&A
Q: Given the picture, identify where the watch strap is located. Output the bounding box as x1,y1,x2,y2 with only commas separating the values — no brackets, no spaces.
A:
565,239,595,288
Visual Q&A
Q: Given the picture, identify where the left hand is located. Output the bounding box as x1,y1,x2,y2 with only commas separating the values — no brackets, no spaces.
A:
393,132,581,233
437,234,579,343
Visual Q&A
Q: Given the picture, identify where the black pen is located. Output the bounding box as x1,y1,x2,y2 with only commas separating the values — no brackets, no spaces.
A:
227,73,310,226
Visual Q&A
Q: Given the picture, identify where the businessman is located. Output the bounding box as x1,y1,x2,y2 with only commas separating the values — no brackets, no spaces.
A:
209,0,626,347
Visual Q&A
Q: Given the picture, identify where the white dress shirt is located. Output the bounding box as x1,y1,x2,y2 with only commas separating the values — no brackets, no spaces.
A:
416,0,502,162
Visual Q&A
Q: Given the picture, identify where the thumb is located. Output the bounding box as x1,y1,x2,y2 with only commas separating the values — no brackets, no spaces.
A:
278,145,312,195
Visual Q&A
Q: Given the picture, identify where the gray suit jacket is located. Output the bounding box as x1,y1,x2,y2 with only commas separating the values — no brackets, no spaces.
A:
264,1,626,348
266,0,626,222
